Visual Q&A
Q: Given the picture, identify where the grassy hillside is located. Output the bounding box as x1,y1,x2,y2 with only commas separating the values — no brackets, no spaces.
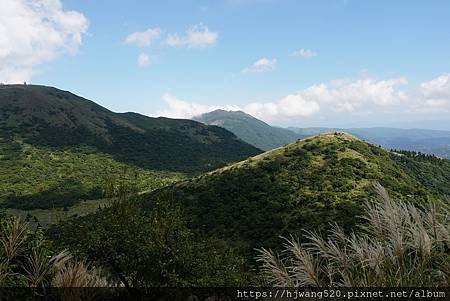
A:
0,85,261,173
147,133,449,255
194,109,301,150
0,137,183,210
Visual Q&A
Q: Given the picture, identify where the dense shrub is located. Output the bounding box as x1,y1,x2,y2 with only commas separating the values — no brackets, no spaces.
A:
52,197,251,288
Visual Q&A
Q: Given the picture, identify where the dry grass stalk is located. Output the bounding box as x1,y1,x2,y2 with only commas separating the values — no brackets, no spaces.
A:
0,216,112,288
256,183,450,287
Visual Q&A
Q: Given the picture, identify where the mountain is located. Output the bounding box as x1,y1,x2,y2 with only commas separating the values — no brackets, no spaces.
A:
193,110,450,158
193,109,302,150
0,85,261,173
51,132,450,287
0,85,261,211
147,133,450,255
290,127,450,159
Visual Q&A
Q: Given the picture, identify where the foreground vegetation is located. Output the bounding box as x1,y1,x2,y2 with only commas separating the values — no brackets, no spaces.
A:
51,196,251,287
0,214,111,288
4,182,447,290
257,183,450,287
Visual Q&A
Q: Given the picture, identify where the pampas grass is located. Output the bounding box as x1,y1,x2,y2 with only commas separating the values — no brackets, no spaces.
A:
256,183,450,287
1,217,28,262
53,260,110,287
0,216,112,288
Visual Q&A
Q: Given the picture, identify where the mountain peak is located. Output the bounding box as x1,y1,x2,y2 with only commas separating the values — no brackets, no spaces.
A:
309,131,360,141
194,109,302,150
214,131,362,173
201,109,252,118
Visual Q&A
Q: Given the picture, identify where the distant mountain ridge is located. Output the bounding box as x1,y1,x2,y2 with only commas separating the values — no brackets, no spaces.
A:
0,85,261,173
193,109,302,150
193,109,450,158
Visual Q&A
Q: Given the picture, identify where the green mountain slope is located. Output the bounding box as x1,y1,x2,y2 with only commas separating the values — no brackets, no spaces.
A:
193,109,302,150
390,150,450,196
0,85,261,173
0,137,184,210
147,133,450,254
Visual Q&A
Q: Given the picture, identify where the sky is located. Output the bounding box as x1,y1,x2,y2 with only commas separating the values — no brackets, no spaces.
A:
1,0,450,129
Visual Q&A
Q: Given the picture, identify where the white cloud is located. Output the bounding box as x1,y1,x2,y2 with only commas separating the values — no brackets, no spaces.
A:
137,53,153,68
0,67,34,84
125,28,161,47
0,0,88,83
125,28,160,68
243,57,277,73
166,23,218,48
261,77,408,118
297,77,408,110
420,74,450,99
291,48,317,58
158,93,211,118
334,101,355,112
250,77,407,116
154,93,239,119
154,92,319,121
416,74,450,111
154,76,409,122
424,99,449,108
244,95,320,120
154,74,450,126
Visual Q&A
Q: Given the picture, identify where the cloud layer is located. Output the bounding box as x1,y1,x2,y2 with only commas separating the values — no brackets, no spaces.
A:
154,74,450,122
0,0,89,83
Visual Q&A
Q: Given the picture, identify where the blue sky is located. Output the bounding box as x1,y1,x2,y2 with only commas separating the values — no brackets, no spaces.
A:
1,0,450,129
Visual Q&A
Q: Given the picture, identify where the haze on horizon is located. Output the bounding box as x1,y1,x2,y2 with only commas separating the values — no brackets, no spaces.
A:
1,0,449,130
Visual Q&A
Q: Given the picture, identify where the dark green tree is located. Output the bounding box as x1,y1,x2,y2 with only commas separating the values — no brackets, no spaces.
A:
52,198,250,289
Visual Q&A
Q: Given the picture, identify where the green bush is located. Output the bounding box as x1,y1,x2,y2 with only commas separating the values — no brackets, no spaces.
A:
52,197,251,288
